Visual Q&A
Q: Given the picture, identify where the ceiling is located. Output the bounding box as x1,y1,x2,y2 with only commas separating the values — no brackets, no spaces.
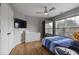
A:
11,3,79,18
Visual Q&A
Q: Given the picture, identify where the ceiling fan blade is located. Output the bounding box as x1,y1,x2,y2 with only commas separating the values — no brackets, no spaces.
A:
36,12,43,14
49,7,55,12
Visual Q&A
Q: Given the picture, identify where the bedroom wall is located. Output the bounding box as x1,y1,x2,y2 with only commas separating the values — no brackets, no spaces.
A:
13,11,26,46
13,10,44,46
25,16,44,32
14,10,44,32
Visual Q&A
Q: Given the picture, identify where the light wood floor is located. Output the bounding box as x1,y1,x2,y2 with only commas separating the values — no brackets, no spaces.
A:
10,41,53,55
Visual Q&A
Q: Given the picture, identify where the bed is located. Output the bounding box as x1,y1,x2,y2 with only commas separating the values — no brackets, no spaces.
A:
42,36,74,52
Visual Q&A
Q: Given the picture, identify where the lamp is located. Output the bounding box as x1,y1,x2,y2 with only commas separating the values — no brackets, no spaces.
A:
44,6,48,15
44,12,48,15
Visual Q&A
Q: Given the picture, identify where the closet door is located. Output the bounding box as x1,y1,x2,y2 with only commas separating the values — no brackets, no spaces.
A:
1,4,9,54
0,4,1,52
0,4,14,55
7,5,14,53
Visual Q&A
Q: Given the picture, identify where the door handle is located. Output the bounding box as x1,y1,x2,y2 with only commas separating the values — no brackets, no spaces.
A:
7,33,11,35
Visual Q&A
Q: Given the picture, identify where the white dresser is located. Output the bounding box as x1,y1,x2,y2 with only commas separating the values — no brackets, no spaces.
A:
25,30,40,42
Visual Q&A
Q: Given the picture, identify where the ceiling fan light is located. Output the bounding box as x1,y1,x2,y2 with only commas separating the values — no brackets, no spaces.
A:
44,12,48,15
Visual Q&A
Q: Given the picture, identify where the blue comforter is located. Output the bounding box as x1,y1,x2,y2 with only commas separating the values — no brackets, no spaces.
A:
42,36,74,52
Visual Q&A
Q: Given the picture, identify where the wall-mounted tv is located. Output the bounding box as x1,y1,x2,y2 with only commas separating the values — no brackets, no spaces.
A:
14,18,27,28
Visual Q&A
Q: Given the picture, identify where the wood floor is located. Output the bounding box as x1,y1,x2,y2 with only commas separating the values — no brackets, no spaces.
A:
10,41,53,55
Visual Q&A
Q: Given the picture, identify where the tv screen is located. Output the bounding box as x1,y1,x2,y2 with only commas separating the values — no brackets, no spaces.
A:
14,18,27,28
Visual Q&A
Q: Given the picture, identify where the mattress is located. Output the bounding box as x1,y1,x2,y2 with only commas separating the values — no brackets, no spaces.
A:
42,36,74,52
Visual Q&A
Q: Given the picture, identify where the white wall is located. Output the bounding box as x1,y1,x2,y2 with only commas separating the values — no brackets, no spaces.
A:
14,10,26,21
0,4,1,54
25,16,43,32
14,10,44,32
13,11,26,45
13,10,44,46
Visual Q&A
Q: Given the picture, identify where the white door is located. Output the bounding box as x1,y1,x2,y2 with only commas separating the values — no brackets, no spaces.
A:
1,4,9,54
0,4,14,54
7,5,14,53
0,5,1,52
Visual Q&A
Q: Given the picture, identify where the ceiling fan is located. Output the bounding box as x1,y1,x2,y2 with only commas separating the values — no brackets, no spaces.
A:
36,6,56,15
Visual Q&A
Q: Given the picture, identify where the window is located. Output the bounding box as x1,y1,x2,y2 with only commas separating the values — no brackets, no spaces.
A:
45,22,53,35
75,16,79,26
56,19,65,36
56,16,79,38
64,17,75,37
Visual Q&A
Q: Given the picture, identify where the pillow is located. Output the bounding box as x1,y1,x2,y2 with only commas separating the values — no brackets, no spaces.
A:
73,32,79,42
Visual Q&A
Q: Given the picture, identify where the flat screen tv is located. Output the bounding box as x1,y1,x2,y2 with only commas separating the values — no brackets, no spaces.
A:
14,18,27,28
